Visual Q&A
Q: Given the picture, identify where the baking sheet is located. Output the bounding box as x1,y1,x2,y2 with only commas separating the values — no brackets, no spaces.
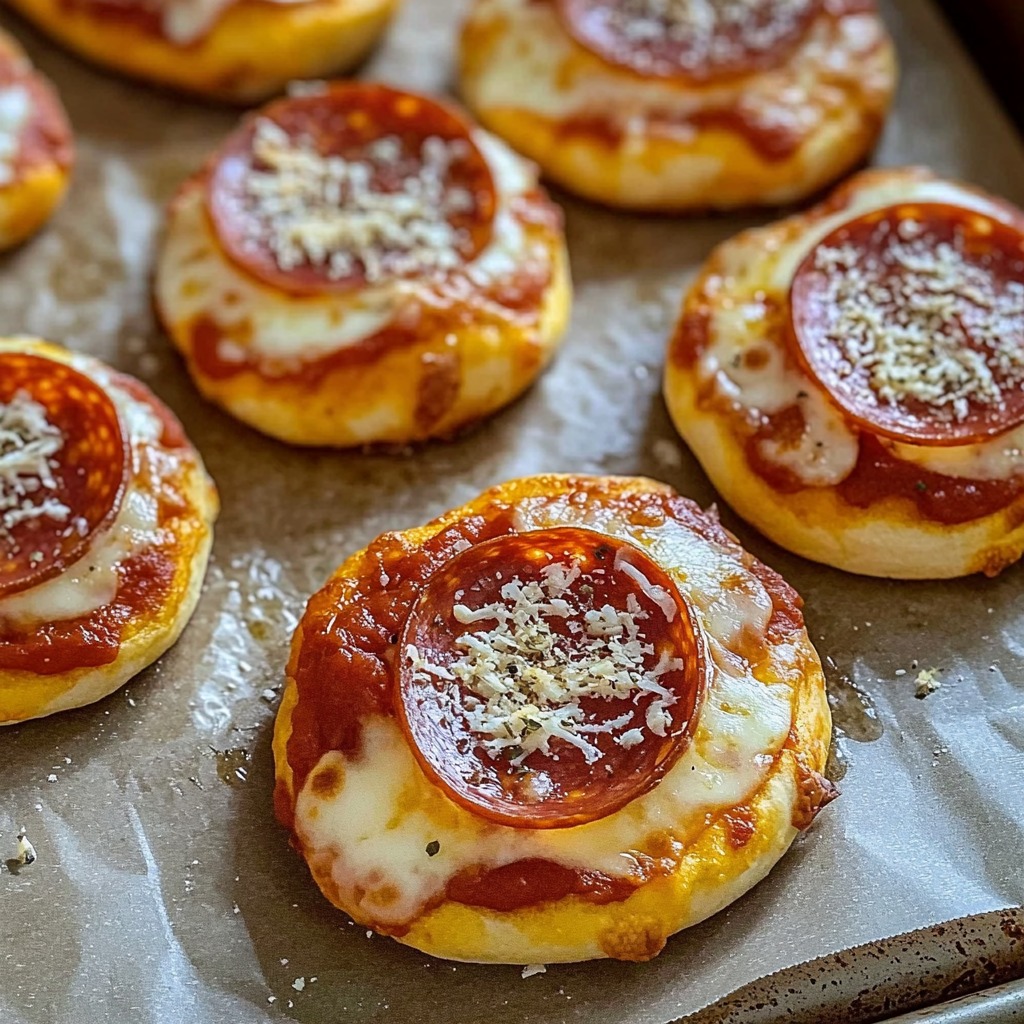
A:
0,1,1023,1021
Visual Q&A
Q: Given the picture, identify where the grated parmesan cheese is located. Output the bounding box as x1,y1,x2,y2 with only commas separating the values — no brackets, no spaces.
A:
809,218,1024,422
406,559,685,765
605,0,815,75
238,119,481,286
0,391,71,545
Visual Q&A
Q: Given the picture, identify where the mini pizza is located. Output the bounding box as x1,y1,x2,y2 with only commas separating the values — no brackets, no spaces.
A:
459,0,897,212
5,0,400,103
0,29,73,251
273,474,835,964
0,337,218,725
155,82,571,448
664,167,1024,579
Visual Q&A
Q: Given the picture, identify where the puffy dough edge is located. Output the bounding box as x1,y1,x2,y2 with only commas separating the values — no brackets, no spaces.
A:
156,187,573,448
5,0,400,103
0,339,219,725
662,223,1024,580
273,473,832,963
457,8,897,212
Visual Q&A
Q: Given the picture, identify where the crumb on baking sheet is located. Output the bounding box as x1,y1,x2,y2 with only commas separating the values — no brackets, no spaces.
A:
521,964,547,980
915,668,941,699
15,828,36,866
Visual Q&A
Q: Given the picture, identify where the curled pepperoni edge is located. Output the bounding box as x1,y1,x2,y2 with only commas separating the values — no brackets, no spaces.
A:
204,82,498,297
394,527,710,831
0,353,129,599
787,201,1024,448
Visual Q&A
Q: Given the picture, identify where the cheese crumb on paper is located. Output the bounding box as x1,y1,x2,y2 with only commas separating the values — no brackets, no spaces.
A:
15,828,36,867
914,668,941,699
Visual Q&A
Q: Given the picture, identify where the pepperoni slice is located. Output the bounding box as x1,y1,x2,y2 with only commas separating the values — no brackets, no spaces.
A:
0,353,128,598
556,0,821,81
206,83,497,296
789,202,1024,447
396,528,707,830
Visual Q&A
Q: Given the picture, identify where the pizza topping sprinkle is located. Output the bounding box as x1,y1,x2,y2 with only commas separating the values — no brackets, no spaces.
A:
790,203,1024,445
407,558,682,766
397,528,706,829
557,0,819,80
241,119,479,285
207,84,497,295
0,391,72,543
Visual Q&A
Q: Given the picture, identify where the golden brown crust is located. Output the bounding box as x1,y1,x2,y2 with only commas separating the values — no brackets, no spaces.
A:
458,0,897,211
5,0,400,102
663,167,1024,579
0,338,219,725
273,474,833,963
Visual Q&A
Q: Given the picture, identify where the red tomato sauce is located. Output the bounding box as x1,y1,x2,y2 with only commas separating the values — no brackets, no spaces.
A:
0,545,177,675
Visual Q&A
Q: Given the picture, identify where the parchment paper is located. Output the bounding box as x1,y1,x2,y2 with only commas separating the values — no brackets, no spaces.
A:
0,1,1022,1021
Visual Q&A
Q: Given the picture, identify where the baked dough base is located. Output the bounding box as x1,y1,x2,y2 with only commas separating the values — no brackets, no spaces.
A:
6,0,399,102
156,179,572,448
0,339,219,725
663,167,1024,579
274,474,833,963
459,2,897,212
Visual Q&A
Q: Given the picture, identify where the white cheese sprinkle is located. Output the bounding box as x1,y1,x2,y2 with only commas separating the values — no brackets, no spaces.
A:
0,391,71,545
406,558,685,765
810,218,1024,422
238,118,481,286
522,964,547,979
606,0,814,74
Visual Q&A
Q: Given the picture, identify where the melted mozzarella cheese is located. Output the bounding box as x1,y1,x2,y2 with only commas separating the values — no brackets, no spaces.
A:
469,0,883,139
700,176,1024,486
295,502,796,928
0,85,31,187
156,129,538,370
0,358,166,630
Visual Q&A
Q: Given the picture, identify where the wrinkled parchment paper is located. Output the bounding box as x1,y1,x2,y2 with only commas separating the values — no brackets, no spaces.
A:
1,1,1022,1021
